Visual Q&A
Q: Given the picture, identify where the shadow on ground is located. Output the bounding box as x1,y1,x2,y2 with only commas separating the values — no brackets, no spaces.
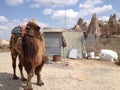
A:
0,72,26,90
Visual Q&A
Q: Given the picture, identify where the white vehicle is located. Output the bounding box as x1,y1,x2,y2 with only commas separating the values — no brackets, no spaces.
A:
99,49,118,62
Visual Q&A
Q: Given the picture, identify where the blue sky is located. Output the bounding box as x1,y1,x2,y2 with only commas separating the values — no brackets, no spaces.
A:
0,0,120,40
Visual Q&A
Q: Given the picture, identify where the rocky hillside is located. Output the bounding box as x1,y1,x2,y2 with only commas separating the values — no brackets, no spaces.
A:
95,35,120,55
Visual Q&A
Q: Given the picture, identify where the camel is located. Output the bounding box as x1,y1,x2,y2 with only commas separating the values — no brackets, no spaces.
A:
10,21,47,90
19,21,47,90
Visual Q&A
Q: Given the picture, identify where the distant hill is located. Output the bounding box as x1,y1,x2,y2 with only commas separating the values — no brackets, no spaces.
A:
0,38,9,52
0,39,9,45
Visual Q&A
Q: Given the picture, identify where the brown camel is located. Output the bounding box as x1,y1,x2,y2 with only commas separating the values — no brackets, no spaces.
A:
16,21,47,90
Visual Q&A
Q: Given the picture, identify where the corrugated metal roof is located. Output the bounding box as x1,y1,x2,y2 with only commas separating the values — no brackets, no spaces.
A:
42,27,63,32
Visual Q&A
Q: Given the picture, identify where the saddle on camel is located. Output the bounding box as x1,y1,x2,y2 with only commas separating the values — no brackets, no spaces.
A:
9,21,48,90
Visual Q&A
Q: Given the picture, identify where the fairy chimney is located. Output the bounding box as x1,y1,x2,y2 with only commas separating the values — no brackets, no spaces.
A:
87,13,100,36
108,14,118,34
72,18,88,32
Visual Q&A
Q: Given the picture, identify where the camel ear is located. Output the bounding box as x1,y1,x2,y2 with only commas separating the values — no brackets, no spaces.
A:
32,18,36,23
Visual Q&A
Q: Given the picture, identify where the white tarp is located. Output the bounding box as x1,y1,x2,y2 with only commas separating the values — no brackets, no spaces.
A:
88,51,95,59
69,49,78,59
99,49,118,62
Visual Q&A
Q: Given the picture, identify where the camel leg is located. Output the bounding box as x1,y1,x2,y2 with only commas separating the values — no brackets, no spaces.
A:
24,67,35,90
18,62,27,81
24,73,33,90
35,56,47,86
11,51,19,80
35,65,44,86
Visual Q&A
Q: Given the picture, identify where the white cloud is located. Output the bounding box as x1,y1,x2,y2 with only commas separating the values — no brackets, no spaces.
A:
99,16,109,21
0,16,8,22
92,5,112,14
66,9,79,19
92,0,103,5
0,24,11,40
29,4,40,8
51,9,79,28
79,0,113,17
0,26,9,30
30,0,78,7
12,19,20,23
37,22,49,29
52,9,79,19
52,10,65,20
57,0,78,6
79,8,92,17
80,0,103,9
43,8,54,15
5,0,24,6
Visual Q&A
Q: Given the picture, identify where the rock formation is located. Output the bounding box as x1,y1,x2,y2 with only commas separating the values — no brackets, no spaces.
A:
99,14,120,36
71,13,120,36
87,13,100,37
108,14,118,35
72,18,88,32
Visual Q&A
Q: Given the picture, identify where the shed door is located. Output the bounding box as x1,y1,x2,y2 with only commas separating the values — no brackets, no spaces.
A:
44,32,62,56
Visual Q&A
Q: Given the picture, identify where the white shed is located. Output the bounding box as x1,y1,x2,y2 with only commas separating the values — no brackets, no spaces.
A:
43,28,85,59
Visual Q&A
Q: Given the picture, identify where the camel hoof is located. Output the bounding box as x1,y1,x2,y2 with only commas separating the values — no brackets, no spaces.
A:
13,75,19,80
22,78,27,81
24,88,33,90
37,82,44,86
24,86,33,90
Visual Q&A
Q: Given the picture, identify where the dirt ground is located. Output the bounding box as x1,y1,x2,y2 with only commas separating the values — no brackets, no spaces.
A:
0,52,120,90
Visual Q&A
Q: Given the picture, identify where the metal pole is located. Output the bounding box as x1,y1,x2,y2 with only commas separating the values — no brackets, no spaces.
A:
64,5,66,30
51,2,66,65
61,4,66,65
51,2,66,30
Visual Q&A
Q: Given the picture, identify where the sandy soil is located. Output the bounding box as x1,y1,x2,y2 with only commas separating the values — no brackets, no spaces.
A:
0,52,120,90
